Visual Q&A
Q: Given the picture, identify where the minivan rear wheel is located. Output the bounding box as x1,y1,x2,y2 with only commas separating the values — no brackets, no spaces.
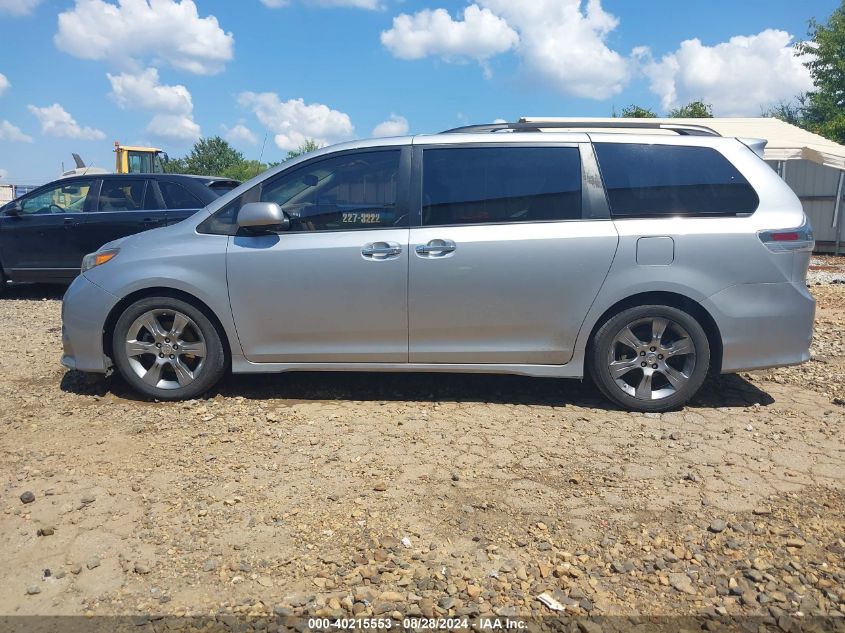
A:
112,296,226,400
589,305,710,412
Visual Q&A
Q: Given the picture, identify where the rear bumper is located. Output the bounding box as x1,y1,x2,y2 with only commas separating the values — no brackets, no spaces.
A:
61,275,118,373
703,281,815,373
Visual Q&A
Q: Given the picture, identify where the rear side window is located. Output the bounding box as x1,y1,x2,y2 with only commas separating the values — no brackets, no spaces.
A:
422,147,582,226
159,181,203,209
98,179,145,212
594,143,758,217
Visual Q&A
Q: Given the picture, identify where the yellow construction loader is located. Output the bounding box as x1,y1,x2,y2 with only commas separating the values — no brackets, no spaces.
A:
114,141,168,174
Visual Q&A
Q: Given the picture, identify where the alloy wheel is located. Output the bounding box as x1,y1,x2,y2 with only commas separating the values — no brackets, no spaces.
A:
124,309,207,390
607,316,696,401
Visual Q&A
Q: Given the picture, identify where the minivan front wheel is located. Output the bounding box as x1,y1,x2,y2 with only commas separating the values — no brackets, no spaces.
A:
112,297,226,400
590,305,710,412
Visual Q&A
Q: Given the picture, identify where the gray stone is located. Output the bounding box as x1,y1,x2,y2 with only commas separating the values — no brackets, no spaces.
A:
20,491,35,504
134,562,151,575
669,573,696,595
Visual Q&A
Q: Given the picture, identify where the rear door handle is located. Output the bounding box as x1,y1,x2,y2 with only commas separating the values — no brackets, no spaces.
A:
362,241,402,259
415,239,456,256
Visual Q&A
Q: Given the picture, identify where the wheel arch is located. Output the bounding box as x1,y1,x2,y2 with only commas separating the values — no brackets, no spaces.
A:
102,287,232,368
584,291,723,375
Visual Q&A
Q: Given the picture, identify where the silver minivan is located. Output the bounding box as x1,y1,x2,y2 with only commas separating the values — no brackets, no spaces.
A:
61,119,816,412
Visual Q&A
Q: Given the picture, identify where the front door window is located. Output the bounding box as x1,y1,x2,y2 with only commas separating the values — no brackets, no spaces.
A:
20,180,94,214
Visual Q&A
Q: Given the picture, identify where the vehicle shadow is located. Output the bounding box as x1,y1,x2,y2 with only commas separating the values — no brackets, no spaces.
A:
60,369,775,410
1,283,67,301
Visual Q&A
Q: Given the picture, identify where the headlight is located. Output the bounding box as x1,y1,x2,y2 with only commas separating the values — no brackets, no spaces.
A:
81,248,120,273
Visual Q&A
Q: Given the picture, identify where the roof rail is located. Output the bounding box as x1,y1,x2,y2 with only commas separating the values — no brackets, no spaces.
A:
441,117,721,137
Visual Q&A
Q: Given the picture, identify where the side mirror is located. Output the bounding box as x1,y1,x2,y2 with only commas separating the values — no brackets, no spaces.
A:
237,202,290,231
3,201,22,216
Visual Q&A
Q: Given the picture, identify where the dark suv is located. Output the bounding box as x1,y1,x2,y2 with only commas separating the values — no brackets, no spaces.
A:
0,174,239,287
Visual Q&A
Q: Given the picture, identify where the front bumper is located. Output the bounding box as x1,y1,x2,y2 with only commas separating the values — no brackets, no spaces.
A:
703,281,816,373
61,274,118,373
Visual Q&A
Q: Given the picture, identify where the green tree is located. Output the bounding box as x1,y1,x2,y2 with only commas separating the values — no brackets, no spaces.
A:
761,98,807,126
285,139,322,161
162,156,188,174
181,137,245,176
221,159,272,181
797,3,845,141
668,100,714,118
618,105,658,118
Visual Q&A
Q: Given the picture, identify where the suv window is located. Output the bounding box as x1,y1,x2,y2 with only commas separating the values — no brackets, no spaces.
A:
159,181,203,209
422,147,582,226
98,179,145,212
19,180,94,214
208,181,240,196
261,150,401,231
594,143,759,217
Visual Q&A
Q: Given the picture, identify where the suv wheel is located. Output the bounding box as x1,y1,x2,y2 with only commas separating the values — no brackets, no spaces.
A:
590,305,710,412
112,296,226,400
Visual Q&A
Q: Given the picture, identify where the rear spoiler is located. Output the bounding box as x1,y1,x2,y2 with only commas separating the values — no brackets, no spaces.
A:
739,137,767,159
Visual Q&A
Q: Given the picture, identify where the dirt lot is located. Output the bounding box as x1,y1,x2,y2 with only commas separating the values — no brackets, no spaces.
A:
1,263,844,629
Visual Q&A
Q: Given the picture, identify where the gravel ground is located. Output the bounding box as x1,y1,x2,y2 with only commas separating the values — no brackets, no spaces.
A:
0,276,843,630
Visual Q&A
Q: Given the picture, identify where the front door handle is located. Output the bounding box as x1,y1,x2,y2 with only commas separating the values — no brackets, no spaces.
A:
415,239,456,257
362,241,402,259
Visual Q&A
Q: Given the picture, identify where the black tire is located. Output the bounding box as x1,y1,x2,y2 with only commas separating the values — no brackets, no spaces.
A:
589,304,710,412
111,296,226,400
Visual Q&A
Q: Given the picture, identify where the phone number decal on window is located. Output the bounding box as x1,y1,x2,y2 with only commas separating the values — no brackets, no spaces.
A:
342,212,383,224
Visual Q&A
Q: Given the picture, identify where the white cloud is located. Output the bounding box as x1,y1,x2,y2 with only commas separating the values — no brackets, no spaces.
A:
372,114,409,137
382,0,630,97
643,29,814,116
480,0,629,98
145,113,201,142
238,92,355,151
107,68,201,142
223,123,258,145
0,120,33,142
0,73,9,95
27,104,105,140
55,0,234,75
310,0,381,7
381,5,518,72
107,68,192,114
0,168,7,179
0,0,42,15
260,0,381,9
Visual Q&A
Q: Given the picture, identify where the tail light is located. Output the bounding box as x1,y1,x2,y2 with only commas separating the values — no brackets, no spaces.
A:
758,220,814,253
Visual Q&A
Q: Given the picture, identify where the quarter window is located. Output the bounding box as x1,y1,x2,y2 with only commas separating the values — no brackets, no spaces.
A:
260,150,401,231
594,143,759,217
98,179,145,212
159,181,203,209
422,147,582,226
20,180,94,214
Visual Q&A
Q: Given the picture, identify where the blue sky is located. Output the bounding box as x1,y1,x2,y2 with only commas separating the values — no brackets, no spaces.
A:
0,0,839,184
